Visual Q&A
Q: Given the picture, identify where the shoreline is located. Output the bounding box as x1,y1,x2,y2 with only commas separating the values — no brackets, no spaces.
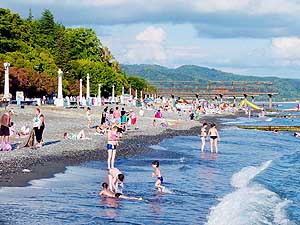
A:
0,106,223,187
0,125,202,187
0,105,233,187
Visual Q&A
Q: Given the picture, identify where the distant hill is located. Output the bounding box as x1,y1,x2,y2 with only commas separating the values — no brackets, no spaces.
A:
121,64,300,101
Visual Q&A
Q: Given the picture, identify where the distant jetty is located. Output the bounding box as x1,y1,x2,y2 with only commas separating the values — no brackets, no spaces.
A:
237,125,300,132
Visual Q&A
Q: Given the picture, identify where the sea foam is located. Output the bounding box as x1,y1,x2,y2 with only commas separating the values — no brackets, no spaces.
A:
206,161,292,225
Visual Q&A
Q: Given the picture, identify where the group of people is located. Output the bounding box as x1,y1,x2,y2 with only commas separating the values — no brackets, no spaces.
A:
96,106,167,200
0,107,45,151
200,123,220,153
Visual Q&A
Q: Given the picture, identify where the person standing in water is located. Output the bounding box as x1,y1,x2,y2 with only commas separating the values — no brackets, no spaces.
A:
106,126,118,169
200,123,208,152
208,123,220,153
152,160,164,191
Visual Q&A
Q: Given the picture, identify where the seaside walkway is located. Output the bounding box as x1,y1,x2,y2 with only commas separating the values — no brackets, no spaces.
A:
149,80,278,109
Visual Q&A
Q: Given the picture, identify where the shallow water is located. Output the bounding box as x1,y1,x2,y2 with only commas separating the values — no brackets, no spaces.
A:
0,117,299,225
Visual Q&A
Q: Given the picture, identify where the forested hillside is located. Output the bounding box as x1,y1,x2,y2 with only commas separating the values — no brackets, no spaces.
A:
122,64,300,101
0,8,150,98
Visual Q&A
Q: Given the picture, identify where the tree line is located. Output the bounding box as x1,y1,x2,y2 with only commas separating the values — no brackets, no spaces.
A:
0,8,154,98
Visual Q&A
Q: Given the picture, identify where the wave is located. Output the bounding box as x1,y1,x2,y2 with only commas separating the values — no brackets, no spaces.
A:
206,161,292,225
149,145,167,151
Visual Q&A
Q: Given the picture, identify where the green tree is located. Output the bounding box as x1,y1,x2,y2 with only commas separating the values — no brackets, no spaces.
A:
39,9,55,34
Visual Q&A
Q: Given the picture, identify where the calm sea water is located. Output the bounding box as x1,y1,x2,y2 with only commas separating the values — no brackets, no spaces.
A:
0,114,299,225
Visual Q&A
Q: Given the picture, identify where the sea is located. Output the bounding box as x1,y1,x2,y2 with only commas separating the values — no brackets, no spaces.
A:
0,103,299,225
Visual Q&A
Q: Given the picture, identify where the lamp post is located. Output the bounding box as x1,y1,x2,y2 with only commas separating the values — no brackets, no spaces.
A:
3,62,10,99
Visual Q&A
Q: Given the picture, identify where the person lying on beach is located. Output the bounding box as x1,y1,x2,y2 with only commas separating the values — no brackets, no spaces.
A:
99,183,142,200
108,168,124,193
95,125,106,136
63,130,87,140
152,160,165,192
208,123,220,153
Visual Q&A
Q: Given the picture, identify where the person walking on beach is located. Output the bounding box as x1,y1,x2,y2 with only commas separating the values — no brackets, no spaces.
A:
33,108,45,148
113,106,121,124
152,160,164,191
86,107,92,128
0,109,14,151
200,123,208,152
129,109,137,130
101,107,108,125
108,167,124,193
106,126,118,169
208,123,220,153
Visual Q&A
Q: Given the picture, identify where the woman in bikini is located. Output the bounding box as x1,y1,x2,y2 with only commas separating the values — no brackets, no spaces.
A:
200,123,208,152
208,123,220,153
106,126,118,169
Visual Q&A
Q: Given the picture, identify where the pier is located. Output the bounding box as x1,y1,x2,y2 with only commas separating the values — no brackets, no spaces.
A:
150,80,278,109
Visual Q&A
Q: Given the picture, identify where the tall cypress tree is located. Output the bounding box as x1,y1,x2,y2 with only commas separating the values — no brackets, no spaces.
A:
27,8,33,22
39,9,55,34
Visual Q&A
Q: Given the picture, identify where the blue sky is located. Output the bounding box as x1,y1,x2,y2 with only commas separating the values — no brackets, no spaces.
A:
2,0,300,78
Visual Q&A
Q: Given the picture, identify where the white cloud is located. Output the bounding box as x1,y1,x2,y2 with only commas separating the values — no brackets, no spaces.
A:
272,37,300,64
124,26,167,63
136,26,166,43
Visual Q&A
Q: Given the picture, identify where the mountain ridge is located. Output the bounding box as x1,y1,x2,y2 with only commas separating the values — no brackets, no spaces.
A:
121,64,300,100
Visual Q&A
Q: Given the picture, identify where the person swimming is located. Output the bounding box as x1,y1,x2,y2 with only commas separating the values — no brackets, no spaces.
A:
99,183,142,200
152,160,164,191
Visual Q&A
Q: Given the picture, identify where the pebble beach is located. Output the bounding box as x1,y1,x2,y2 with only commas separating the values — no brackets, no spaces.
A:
0,105,222,186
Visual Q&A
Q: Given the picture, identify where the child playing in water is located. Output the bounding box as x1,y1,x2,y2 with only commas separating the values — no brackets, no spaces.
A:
200,123,208,152
108,168,124,193
208,123,220,153
99,183,142,200
152,160,164,191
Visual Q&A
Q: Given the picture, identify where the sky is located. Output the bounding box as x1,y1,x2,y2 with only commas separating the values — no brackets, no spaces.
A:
2,0,300,79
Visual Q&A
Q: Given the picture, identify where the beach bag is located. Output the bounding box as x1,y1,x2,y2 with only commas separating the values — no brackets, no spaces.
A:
24,129,35,147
